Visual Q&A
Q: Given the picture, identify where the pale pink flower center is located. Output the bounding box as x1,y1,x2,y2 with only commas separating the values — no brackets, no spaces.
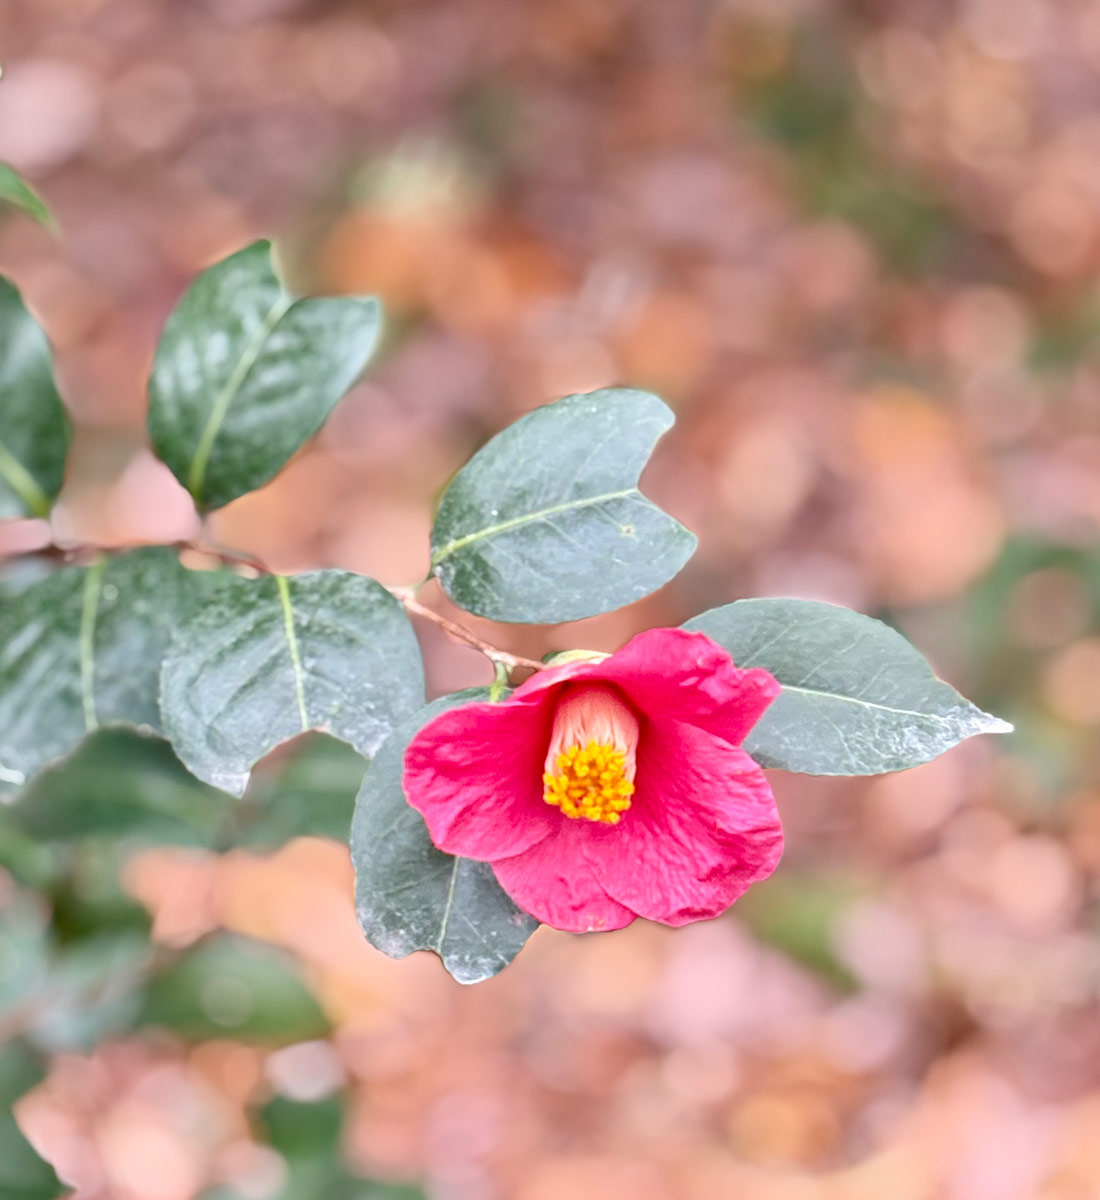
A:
542,684,640,824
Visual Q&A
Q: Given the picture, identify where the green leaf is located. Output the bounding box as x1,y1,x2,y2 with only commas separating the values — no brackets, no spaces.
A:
159,570,424,796
0,891,152,1055
430,388,696,623
0,548,215,797
0,811,57,888
352,689,538,985
684,598,1012,774
147,240,381,511
13,726,368,852
11,726,228,846
0,558,60,599
0,277,70,518
27,932,153,1053
139,934,329,1043
240,733,368,846
0,1043,60,1200
0,163,53,228
736,872,858,991
258,1096,344,1160
200,1096,426,1200
0,1042,46,1109
0,897,50,1018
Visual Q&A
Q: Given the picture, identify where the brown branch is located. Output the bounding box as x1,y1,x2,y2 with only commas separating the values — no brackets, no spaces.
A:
388,587,545,672
171,540,270,574
0,536,545,675
0,538,270,573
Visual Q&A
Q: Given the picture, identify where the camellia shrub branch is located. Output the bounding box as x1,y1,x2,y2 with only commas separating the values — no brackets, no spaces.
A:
0,236,1012,992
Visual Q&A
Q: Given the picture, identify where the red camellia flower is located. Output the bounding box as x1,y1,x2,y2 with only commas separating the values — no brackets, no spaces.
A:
403,628,785,932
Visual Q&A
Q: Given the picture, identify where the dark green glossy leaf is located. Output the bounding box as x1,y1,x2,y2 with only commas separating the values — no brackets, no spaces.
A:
147,240,381,511
160,570,423,796
0,277,70,518
430,388,696,623
352,689,538,985
0,163,52,228
684,598,1012,774
0,1043,60,1200
139,934,329,1042
0,548,215,798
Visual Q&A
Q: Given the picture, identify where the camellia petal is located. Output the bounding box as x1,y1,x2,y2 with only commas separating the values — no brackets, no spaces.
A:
404,696,557,859
512,627,780,748
490,818,635,933
587,719,783,925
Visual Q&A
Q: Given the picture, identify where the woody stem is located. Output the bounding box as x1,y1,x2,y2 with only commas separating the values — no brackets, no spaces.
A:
386,586,545,673
0,537,545,674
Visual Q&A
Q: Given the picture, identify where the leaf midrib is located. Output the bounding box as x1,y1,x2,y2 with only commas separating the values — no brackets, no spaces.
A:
431,487,640,564
275,575,310,732
776,681,982,725
79,558,107,731
186,293,293,503
436,858,460,954
0,434,50,517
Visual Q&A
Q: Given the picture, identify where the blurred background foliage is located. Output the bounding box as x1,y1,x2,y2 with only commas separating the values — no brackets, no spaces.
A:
0,0,1099,1197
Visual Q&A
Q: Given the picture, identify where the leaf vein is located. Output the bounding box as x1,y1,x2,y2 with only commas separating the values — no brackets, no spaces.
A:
276,575,310,732
431,487,641,564
186,292,293,502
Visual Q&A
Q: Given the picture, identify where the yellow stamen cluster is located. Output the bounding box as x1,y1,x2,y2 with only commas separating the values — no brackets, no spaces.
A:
543,740,635,824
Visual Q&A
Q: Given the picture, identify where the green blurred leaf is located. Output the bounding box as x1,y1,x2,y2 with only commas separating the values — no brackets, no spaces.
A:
258,1095,343,1159
736,872,858,991
12,726,228,845
147,240,381,511
0,892,153,1055
0,1042,46,1108
0,277,70,518
738,27,957,274
0,163,52,228
13,726,369,853
0,1080,60,1200
260,1096,425,1200
0,897,50,1017
199,1091,426,1200
201,1170,422,1200
48,855,151,954
0,1036,56,1200
240,733,368,846
139,934,329,1042
0,811,57,888
684,598,1012,774
160,570,423,796
430,388,696,623
28,932,153,1053
0,549,217,798
352,689,538,984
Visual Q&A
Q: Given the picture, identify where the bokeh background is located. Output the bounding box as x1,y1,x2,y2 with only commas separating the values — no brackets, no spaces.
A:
2,0,1100,1197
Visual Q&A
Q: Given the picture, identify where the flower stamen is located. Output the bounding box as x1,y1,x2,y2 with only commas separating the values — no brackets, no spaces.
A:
542,684,639,825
